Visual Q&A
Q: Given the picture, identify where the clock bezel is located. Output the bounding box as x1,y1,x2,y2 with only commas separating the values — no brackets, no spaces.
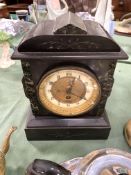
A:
37,66,101,117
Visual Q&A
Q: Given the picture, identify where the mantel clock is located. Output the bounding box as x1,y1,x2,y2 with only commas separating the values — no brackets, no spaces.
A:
12,12,128,140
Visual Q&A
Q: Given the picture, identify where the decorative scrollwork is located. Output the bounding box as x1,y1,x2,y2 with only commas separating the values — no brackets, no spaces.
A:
21,61,40,115
89,61,117,116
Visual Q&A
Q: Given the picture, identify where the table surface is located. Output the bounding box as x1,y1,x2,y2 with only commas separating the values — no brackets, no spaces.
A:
0,33,131,175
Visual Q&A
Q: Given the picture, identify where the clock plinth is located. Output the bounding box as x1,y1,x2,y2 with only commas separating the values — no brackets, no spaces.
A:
12,12,128,140
25,111,110,140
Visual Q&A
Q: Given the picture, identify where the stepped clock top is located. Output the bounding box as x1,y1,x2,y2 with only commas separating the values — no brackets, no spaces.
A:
15,12,123,54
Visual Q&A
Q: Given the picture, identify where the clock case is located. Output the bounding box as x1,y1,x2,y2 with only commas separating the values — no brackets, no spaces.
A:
12,12,128,140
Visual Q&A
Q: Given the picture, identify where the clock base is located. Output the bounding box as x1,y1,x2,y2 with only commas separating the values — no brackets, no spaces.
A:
25,111,111,140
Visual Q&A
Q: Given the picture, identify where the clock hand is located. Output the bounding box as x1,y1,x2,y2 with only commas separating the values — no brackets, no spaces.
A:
70,91,87,100
69,77,76,87
66,78,86,100
66,78,76,94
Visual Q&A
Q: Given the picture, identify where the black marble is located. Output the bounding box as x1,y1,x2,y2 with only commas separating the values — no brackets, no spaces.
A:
12,12,128,140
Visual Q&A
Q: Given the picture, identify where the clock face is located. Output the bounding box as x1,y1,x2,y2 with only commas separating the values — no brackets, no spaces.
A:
38,67,101,117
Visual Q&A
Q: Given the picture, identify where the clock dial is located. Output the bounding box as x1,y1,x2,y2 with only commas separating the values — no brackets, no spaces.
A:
38,67,101,117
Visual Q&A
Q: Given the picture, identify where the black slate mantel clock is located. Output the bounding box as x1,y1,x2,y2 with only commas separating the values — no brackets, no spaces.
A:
12,12,128,140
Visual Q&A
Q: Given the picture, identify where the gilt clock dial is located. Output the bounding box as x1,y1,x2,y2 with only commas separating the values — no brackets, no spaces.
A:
38,67,101,117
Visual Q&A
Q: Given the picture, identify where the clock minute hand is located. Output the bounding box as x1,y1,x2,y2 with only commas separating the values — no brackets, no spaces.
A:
70,77,76,86
66,77,76,94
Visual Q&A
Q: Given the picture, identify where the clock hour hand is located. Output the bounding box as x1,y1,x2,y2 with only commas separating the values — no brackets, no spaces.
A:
70,91,87,100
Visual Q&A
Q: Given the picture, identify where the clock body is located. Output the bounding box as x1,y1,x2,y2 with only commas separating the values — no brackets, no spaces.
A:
21,59,117,118
12,12,128,140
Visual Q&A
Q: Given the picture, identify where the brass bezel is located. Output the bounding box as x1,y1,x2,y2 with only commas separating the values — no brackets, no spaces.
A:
37,66,101,117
